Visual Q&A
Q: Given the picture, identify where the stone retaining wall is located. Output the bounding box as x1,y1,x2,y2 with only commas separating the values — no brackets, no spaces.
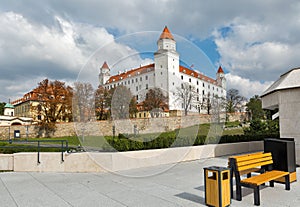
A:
0,113,246,139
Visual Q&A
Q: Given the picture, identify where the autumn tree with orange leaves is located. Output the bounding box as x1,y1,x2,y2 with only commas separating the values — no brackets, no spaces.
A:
33,79,73,136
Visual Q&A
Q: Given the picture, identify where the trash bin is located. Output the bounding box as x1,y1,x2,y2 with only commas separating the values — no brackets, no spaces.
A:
14,130,21,138
204,166,231,207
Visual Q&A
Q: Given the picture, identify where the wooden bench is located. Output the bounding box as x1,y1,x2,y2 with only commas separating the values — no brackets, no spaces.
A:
228,152,263,198
229,152,290,206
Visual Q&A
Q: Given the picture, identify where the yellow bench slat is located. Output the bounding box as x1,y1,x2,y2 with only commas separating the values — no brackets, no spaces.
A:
241,170,289,186
238,160,273,172
237,156,273,167
235,152,272,162
229,151,263,159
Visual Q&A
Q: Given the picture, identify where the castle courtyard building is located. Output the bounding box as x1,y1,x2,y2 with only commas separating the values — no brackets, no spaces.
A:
99,26,226,114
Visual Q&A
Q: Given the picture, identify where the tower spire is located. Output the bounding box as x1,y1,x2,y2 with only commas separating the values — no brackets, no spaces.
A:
159,26,174,40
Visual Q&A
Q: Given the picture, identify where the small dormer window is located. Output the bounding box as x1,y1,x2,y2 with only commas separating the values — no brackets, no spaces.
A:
183,70,186,73
120,77,123,80
191,73,194,76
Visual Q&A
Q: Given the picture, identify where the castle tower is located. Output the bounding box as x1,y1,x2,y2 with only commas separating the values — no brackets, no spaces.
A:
216,66,226,89
99,61,111,86
4,103,14,116
154,26,180,110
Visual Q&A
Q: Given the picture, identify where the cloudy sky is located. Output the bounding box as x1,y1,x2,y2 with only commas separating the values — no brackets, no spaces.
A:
1,0,300,102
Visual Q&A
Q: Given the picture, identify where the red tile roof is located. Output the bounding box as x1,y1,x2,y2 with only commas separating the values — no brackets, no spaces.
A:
159,26,174,40
106,63,155,83
179,65,217,85
217,66,224,73
101,61,110,69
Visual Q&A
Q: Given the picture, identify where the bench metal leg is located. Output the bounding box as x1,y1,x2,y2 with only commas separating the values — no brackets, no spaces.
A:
254,186,260,206
230,170,234,198
285,175,290,190
236,184,242,201
270,181,274,187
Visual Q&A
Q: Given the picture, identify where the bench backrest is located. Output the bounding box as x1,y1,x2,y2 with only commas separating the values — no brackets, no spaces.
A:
233,152,273,172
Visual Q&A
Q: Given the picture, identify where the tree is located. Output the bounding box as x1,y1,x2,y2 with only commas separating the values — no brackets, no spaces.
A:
95,86,110,120
73,82,95,122
246,95,265,120
143,88,168,117
110,85,134,119
226,88,247,113
174,82,198,116
0,102,5,115
33,79,73,136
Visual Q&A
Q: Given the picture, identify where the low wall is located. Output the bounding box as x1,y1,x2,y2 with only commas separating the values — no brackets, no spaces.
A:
0,141,263,172
0,154,13,171
0,113,247,139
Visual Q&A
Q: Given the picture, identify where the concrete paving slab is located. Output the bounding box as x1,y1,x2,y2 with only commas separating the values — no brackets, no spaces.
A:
0,156,299,207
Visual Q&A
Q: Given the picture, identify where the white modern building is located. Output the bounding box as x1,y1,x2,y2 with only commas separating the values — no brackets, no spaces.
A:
261,67,300,164
99,26,226,114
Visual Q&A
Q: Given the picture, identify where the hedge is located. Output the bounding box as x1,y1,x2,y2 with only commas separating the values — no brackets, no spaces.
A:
102,132,279,152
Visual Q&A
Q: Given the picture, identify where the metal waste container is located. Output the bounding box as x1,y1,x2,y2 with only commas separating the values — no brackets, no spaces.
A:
204,166,231,207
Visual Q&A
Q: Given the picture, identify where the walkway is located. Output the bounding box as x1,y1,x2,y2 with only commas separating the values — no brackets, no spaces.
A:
0,156,299,206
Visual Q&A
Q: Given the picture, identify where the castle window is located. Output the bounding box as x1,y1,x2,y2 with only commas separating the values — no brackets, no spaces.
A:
146,84,148,89
172,82,174,85
161,72,163,75
181,75,183,80
136,78,138,82
128,80,130,84
202,90,204,95
136,95,138,100
136,86,138,91
160,65,163,68
132,79,134,83
145,75,148,80
140,77,142,81
203,83,205,87
197,88,199,93
189,78,191,82
197,81,199,85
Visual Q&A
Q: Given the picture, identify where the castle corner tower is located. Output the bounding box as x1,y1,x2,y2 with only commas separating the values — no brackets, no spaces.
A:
99,61,111,86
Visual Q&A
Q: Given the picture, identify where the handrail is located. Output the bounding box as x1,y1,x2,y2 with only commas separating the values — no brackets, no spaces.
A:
0,139,69,164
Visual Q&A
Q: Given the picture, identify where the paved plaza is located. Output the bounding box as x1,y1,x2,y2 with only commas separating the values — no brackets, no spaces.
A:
0,156,299,207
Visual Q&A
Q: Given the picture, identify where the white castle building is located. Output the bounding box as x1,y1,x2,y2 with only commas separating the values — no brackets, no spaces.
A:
99,26,226,114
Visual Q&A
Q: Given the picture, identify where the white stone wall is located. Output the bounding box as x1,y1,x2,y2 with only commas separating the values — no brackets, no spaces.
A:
0,141,263,172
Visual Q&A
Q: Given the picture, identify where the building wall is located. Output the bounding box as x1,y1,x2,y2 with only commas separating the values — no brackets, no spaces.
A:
278,88,300,164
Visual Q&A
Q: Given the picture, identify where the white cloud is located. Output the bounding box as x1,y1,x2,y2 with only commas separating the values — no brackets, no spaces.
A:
0,11,151,100
225,73,272,98
214,20,300,82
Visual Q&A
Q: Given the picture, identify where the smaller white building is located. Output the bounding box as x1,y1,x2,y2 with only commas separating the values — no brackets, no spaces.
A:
0,103,33,126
